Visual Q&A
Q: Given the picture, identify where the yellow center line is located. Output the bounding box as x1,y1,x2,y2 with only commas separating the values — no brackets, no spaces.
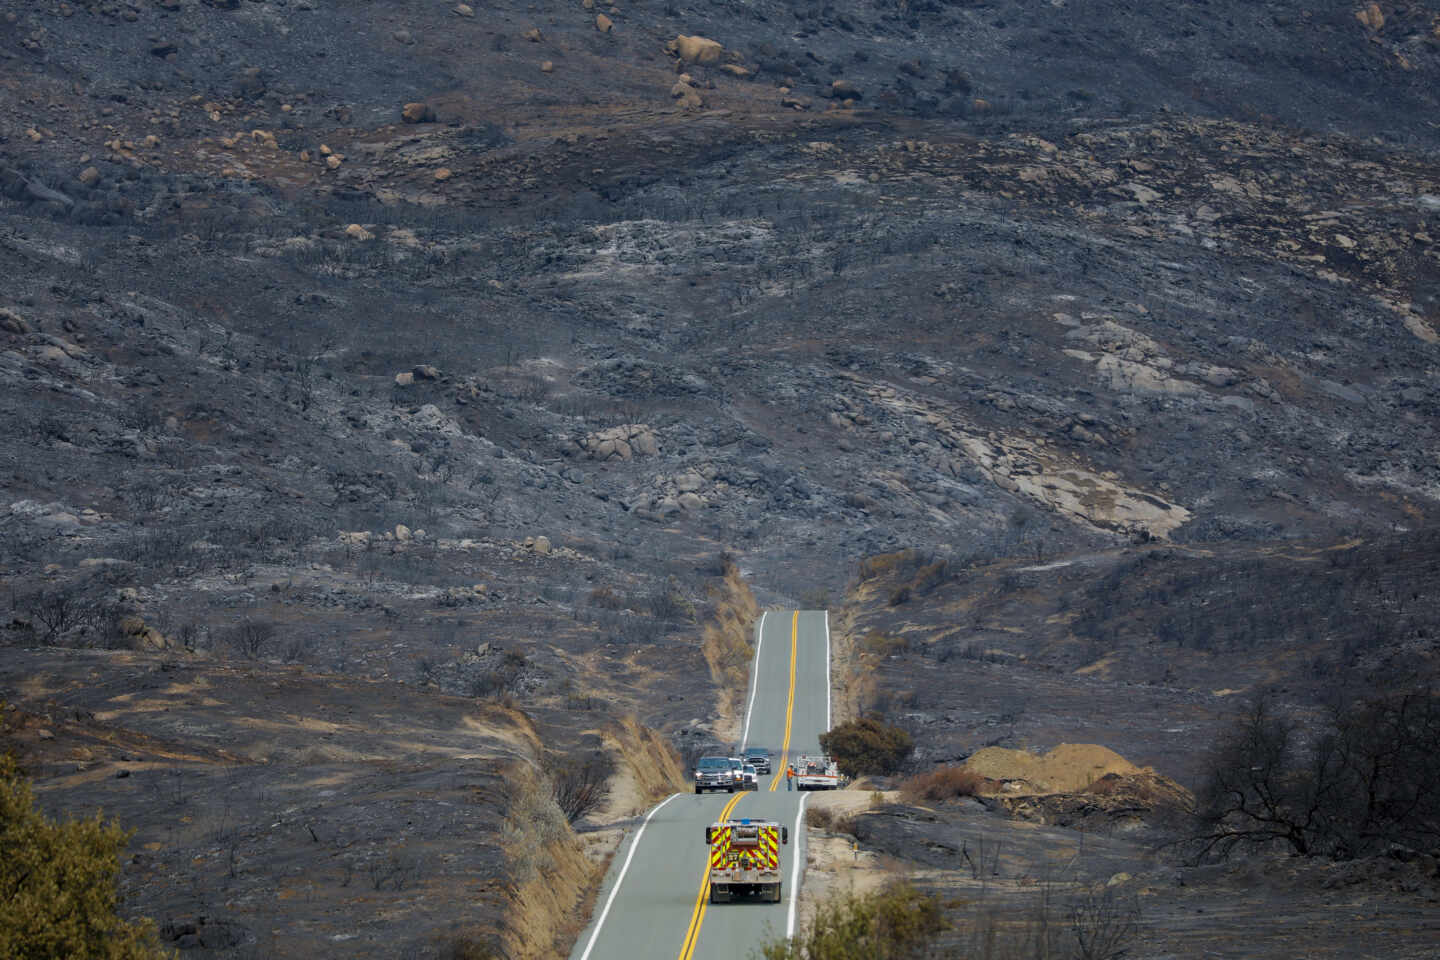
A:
767,610,799,792
676,790,746,960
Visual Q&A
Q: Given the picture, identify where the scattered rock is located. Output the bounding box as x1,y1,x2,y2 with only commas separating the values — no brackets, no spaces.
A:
344,223,373,241
77,166,100,186
523,27,543,42
532,535,551,555
395,524,412,542
412,364,440,380
541,60,554,73
401,102,436,124
596,13,613,33
671,79,704,110
434,168,453,181
1356,2,1384,31
453,3,474,17
831,79,863,100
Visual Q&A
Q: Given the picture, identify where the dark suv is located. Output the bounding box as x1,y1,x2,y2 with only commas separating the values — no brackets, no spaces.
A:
694,755,739,794
742,746,772,775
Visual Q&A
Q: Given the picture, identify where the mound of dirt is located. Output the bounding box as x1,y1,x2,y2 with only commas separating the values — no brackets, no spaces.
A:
962,743,1146,793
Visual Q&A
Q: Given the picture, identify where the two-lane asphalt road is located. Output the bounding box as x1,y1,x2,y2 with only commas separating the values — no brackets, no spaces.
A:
571,610,832,960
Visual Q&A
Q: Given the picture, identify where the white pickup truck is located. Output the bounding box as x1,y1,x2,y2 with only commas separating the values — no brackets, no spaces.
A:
794,755,843,791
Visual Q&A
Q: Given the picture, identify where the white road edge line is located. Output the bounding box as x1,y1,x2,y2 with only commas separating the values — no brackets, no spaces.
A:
577,793,681,960
823,610,831,731
785,792,811,939
739,610,767,751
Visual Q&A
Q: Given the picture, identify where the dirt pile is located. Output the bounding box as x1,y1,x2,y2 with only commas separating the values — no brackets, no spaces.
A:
958,744,1193,831
962,743,1147,794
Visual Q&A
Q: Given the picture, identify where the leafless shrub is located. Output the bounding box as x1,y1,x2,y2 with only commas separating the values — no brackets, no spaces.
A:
470,650,528,699
21,584,93,641
646,586,691,621
1188,689,1440,860
366,851,420,891
226,618,276,659
546,749,615,823
1068,884,1140,960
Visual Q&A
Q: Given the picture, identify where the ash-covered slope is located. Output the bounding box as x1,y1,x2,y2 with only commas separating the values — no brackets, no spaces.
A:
0,1,1438,957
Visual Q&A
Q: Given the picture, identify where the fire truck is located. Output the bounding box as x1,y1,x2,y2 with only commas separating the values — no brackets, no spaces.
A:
704,817,789,903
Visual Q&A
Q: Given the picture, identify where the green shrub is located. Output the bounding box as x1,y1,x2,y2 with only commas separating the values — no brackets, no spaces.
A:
757,883,946,960
0,755,170,959
820,717,914,778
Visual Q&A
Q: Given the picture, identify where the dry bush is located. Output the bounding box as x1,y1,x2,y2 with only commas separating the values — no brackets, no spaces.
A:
804,805,859,837
805,805,835,831
861,630,911,658
899,766,985,804
587,587,625,610
858,548,926,580
436,934,500,960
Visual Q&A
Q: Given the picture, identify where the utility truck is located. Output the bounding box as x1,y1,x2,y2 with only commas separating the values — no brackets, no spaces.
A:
794,755,843,791
704,817,788,903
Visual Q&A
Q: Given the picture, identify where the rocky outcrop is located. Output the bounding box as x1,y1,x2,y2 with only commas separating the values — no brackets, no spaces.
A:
570,424,658,461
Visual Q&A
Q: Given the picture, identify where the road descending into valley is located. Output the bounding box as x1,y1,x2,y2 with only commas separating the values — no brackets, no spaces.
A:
571,610,832,960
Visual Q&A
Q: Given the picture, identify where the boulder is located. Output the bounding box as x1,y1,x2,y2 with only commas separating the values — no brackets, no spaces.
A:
595,13,613,32
394,371,415,386
434,168,453,181
401,102,436,124
523,27,543,42
0,308,28,334
395,524,412,542
670,35,723,64
412,364,440,380
77,166,100,186
533,535,551,555
678,492,703,511
454,3,474,17
830,79,862,100
344,223,373,241
541,60,554,73
720,64,751,78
